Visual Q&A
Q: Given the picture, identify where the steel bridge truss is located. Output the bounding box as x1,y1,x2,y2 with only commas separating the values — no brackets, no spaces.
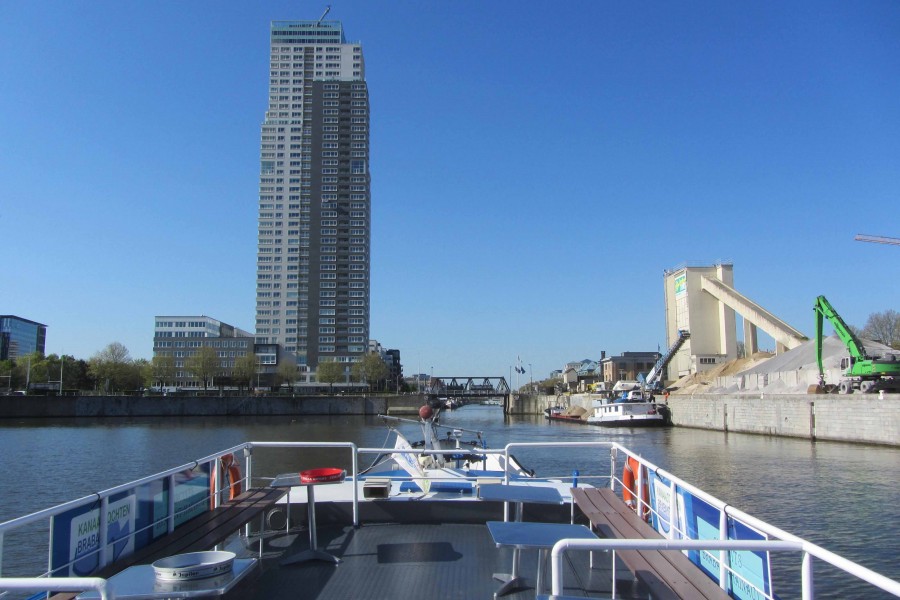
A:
425,377,510,396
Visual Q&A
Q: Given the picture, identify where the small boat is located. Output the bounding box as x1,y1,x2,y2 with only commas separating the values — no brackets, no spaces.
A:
368,406,534,480
545,405,588,423
586,390,671,427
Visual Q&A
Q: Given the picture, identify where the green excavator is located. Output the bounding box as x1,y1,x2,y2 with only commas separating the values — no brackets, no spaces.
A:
814,295,900,394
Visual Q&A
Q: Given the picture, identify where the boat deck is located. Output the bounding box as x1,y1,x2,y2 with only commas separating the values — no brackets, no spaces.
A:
223,520,651,600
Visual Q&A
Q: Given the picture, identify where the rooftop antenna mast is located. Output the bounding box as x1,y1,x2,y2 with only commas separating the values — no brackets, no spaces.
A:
318,5,331,24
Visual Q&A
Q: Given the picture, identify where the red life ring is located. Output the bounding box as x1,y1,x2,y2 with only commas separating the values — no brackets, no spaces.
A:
621,456,650,522
210,453,243,508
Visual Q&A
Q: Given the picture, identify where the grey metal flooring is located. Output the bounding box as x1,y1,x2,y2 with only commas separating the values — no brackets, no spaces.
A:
223,521,651,600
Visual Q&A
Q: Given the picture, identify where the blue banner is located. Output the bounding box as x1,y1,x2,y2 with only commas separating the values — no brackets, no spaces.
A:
50,464,209,576
647,469,773,600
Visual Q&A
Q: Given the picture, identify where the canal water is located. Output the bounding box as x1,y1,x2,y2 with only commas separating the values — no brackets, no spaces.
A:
0,405,897,599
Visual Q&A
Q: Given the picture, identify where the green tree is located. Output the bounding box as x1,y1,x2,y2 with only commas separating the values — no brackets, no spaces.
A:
232,353,257,392
89,342,133,393
14,352,46,390
275,359,298,392
67,359,94,391
317,360,344,394
185,346,220,391
147,355,177,390
351,353,389,392
0,359,14,392
128,359,149,391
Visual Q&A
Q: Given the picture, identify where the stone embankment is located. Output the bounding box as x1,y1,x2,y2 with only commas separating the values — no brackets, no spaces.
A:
668,392,900,446
0,394,429,418
528,392,900,447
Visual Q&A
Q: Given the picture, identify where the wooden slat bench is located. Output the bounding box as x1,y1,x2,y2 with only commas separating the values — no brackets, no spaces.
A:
571,487,731,600
49,486,286,599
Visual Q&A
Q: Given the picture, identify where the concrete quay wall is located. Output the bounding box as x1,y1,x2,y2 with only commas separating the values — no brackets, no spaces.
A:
530,393,899,447
0,394,429,419
670,393,899,446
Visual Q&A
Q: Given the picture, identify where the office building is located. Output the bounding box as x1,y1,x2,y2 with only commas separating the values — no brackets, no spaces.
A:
255,19,370,383
0,315,47,360
152,316,254,390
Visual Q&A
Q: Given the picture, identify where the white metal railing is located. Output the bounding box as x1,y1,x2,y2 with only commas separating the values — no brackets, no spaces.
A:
0,576,109,599
550,538,900,599
0,443,251,586
1,439,898,600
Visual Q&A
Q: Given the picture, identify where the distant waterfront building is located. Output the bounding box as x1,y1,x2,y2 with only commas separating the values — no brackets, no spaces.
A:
384,349,402,390
254,19,371,384
366,340,402,391
600,352,661,384
0,315,47,360
152,316,254,390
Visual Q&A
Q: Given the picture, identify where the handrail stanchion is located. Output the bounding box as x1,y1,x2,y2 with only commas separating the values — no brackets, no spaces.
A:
244,445,253,490
351,443,359,527
610,447,617,490
718,507,728,590
98,496,109,568
210,459,219,508
167,473,176,534
802,551,814,600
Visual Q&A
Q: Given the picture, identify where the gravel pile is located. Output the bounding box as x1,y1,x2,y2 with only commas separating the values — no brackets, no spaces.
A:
671,335,899,395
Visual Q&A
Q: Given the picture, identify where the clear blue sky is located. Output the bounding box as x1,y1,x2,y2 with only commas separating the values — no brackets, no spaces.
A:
1,1,898,381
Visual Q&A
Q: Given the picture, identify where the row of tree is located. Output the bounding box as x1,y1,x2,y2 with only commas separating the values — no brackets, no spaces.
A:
0,341,394,394
0,342,144,393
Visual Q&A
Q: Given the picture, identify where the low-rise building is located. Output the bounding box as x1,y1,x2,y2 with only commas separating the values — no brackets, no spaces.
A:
601,351,661,383
152,316,255,390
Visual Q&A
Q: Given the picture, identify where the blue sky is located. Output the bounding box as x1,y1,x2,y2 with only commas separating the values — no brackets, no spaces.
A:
1,1,898,381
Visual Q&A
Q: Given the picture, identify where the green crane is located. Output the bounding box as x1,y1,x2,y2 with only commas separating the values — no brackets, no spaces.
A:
814,295,900,394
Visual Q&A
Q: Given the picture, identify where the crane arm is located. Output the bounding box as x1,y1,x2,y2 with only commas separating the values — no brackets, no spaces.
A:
813,296,868,378
643,330,691,392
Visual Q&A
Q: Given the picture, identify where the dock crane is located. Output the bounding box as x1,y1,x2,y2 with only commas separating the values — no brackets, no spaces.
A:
639,329,691,395
814,295,900,394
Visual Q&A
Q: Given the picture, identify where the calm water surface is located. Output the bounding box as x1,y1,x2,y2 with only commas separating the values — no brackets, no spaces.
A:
1,406,897,599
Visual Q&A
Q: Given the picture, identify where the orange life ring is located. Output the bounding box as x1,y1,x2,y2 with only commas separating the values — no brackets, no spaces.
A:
622,456,650,521
210,453,243,508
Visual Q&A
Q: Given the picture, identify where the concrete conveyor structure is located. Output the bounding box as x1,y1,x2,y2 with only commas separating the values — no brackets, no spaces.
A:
699,275,807,354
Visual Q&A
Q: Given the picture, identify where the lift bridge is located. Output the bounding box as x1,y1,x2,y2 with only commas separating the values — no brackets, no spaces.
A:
424,377,510,399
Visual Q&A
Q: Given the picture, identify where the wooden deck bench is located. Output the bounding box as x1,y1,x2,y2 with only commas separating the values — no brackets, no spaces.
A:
49,486,286,599
571,487,731,600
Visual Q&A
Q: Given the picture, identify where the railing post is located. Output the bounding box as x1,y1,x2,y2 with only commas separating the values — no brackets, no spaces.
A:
351,443,359,527
210,459,219,508
802,551,814,600
244,446,252,490
669,478,677,537
610,447,617,490
718,508,728,590
167,474,176,534
98,496,109,568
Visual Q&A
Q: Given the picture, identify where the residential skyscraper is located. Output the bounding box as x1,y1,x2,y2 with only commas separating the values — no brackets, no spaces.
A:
255,20,370,382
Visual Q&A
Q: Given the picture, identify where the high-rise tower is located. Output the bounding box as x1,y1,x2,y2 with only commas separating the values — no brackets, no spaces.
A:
255,20,370,382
